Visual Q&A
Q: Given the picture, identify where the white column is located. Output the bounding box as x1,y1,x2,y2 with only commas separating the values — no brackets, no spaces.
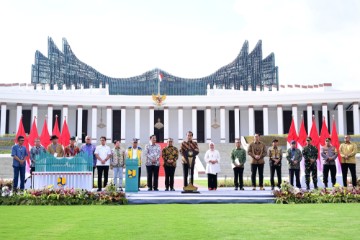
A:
292,104,298,131
91,106,97,143
48,105,53,135
77,106,83,143
248,106,254,136
164,107,169,142
263,105,269,136
307,104,312,132
121,107,126,143
314,110,320,130
322,103,328,126
191,107,197,141
149,107,154,136
16,104,22,133
0,103,6,136
178,107,183,143
337,103,344,135
106,106,112,143
135,107,140,141
220,106,226,143
62,105,68,128
206,107,211,143
32,104,38,126
353,102,360,134
277,105,283,135
234,107,240,139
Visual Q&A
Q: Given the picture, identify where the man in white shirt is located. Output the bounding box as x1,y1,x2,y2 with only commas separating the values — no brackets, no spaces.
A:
94,136,112,191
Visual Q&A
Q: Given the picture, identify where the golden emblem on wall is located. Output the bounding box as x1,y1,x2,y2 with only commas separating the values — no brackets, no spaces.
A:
152,94,166,106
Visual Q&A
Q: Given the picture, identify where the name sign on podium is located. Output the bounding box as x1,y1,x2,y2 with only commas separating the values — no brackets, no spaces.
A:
125,158,139,192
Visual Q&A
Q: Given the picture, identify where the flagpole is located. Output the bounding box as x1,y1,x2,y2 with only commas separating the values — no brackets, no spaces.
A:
158,69,160,95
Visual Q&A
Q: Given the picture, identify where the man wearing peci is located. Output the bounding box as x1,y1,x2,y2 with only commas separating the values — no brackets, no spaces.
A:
180,131,199,187
162,138,178,191
286,140,302,188
268,139,283,190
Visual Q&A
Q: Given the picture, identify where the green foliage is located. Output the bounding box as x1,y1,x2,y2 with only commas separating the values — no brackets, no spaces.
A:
0,138,14,147
0,150,11,154
0,186,127,205
274,181,360,204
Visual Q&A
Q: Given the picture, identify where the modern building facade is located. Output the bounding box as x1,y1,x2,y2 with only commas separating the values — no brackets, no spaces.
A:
1,38,359,143
31,38,279,95
0,83,359,144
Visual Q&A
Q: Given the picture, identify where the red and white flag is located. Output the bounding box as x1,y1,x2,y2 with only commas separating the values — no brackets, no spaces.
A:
287,117,298,144
61,118,70,146
297,117,308,175
158,72,163,82
28,117,39,147
309,116,320,171
52,115,61,140
40,119,51,148
330,118,342,175
319,117,330,172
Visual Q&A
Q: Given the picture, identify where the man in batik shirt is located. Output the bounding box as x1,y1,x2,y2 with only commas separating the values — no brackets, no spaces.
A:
162,138,179,191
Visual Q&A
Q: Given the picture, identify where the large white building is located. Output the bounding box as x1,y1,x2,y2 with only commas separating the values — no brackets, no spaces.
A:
0,82,359,144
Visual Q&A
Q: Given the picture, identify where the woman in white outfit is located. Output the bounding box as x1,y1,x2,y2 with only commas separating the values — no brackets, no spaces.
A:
204,142,221,190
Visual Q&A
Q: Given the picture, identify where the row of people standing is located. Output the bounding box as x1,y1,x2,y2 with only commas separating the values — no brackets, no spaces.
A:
243,134,357,191
11,133,357,191
11,135,82,190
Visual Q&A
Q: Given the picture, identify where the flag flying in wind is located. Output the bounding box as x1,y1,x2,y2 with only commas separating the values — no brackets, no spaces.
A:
309,116,320,171
28,117,39,147
331,118,342,175
61,118,70,146
297,117,308,174
287,117,298,145
319,117,330,146
158,72,163,82
52,115,61,140
318,117,330,172
40,119,50,148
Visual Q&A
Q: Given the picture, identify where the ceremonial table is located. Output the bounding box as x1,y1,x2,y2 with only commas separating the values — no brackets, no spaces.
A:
33,152,93,190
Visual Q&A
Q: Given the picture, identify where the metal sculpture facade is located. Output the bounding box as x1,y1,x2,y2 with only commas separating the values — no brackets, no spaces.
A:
31,37,278,95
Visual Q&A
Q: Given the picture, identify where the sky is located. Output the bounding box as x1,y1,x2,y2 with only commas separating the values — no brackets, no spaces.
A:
0,0,360,90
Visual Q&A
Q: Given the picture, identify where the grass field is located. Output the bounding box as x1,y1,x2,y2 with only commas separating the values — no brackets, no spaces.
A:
1,204,359,239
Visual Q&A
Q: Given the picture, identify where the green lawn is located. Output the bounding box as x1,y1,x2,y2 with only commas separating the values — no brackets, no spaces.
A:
1,204,359,239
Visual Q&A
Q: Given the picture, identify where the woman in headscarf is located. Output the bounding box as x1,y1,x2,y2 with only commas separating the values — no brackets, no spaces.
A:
204,142,221,190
